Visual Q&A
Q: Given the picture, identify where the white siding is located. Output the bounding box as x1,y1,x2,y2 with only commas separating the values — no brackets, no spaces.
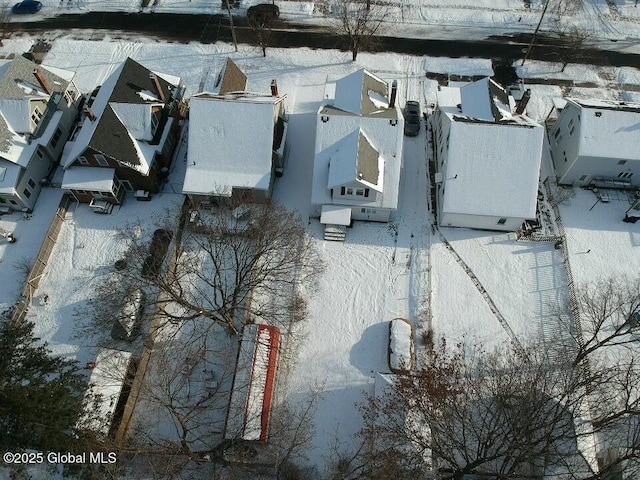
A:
440,212,523,232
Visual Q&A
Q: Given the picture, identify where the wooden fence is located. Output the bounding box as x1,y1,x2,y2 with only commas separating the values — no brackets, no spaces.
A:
11,194,73,324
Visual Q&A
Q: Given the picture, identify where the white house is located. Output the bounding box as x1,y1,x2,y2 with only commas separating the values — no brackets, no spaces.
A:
183,89,287,200
433,78,544,232
550,98,640,187
311,69,404,241
0,56,81,212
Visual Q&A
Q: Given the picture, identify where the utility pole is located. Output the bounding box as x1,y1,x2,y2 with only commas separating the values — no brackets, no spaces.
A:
225,0,238,52
521,0,551,67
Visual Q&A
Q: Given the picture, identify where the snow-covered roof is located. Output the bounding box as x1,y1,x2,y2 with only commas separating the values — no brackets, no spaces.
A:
225,324,280,442
333,69,395,117
442,120,544,219
320,204,352,225
459,78,511,121
62,166,115,191
81,348,132,436
0,160,20,194
312,71,403,211
439,77,513,121
327,129,384,193
568,98,640,162
183,93,284,195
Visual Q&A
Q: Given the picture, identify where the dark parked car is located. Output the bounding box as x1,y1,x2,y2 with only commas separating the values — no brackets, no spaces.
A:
12,0,42,14
247,3,279,23
141,229,173,279
403,100,421,137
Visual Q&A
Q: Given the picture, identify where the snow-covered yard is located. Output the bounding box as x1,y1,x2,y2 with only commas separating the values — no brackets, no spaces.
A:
0,19,639,475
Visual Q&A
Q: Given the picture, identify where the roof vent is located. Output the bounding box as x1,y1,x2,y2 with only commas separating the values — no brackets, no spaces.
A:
358,172,363,179
595,111,602,117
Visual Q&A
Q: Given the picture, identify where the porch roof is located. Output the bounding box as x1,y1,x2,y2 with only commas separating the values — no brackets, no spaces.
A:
320,204,352,226
62,167,116,192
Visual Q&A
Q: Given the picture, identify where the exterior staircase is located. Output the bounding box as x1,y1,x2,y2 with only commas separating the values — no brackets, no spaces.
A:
324,224,346,242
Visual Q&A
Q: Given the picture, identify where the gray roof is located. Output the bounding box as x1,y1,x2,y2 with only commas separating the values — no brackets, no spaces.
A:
87,58,176,166
357,132,379,185
0,55,69,99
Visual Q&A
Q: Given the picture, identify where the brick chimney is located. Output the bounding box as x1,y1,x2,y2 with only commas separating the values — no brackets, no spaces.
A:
389,80,397,108
515,89,532,115
270,79,279,97
33,68,52,95
149,73,166,103
84,106,96,122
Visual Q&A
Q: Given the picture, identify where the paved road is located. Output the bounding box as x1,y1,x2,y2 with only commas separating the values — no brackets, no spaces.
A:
7,12,640,67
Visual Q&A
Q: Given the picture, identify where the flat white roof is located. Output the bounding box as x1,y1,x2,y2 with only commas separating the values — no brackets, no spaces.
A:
569,98,640,162
183,94,282,195
442,120,544,219
62,167,115,191
320,205,352,225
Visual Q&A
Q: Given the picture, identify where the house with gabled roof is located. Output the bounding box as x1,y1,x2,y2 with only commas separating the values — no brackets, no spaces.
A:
311,69,404,241
0,55,82,212
550,98,640,187
433,78,544,232
183,62,287,201
61,58,185,206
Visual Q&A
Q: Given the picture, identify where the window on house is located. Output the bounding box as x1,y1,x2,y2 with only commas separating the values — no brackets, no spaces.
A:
78,156,89,165
340,187,345,195
151,112,159,134
568,118,574,129
36,150,44,159
75,189,86,195
554,128,561,139
121,180,134,192
569,125,575,136
64,90,76,106
23,188,31,199
360,207,377,214
51,128,63,149
618,172,634,179
579,175,587,181
364,188,370,198
355,188,365,196
555,134,563,145
618,160,627,165
31,107,43,126
28,179,36,188
95,154,108,166
345,187,354,195
563,151,567,163
497,218,507,225
9,199,17,205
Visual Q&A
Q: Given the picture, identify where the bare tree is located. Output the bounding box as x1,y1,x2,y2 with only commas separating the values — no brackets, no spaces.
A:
554,26,592,72
349,276,640,479
83,195,322,338
330,0,386,61
247,8,277,57
350,339,586,479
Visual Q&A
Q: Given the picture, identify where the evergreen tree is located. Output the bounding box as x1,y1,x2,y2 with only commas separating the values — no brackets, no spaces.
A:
0,320,86,452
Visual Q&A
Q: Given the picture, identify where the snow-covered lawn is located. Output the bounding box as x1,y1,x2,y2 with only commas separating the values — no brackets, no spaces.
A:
561,187,640,283
25,193,182,365
1,31,639,477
